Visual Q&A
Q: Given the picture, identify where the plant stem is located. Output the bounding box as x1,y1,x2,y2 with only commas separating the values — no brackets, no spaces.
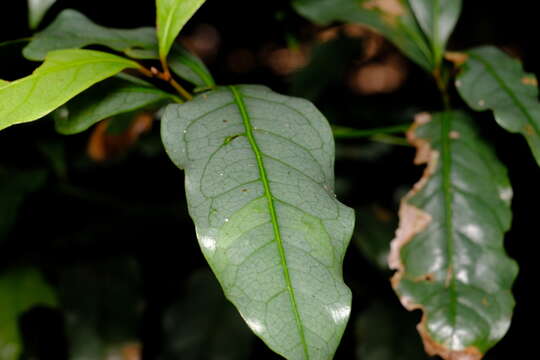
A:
434,66,451,110
137,64,193,101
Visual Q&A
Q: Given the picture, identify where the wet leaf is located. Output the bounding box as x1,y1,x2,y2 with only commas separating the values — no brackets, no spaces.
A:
156,0,207,60
408,0,462,66
455,46,540,167
161,270,253,360
292,0,434,70
0,268,57,360
389,112,518,359
27,0,57,29
0,169,47,242
23,9,158,61
161,85,354,360
54,77,172,135
0,49,140,131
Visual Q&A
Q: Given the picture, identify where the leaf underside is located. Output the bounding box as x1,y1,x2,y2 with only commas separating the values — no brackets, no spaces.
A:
0,49,139,131
389,111,518,360
161,85,354,360
456,46,540,167
292,0,434,70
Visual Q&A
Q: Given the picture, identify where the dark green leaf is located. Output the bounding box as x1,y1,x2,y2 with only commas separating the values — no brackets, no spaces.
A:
389,111,518,359
168,45,215,87
54,77,174,135
0,169,47,242
0,268,57,360
23,9,158,61
156,0,207,60
161,270,253,360
0,49,140,131
408,0,462,66
455,46,540,166
161,85,354,360
292,0,434,70
27,0,57,29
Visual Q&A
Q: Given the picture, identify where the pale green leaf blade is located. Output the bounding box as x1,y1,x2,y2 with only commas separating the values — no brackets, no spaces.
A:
0,49,140,131
389,112,518,359
292,0,434,70
169,45,215,87
54,77,173,135
28,0,57,29
161,85,354,360
156,0,206,60
408,0,462,65
23,9,158,61
0,80,8,88
0,268,57,360
455,46,540,166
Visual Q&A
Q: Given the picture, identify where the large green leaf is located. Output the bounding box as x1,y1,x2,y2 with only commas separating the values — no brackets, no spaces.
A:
408,0,462,66
161,270,253,360
27,0,57,29
0,169,47,242
54,77,173,135
23,9,158,61
161,85,354,360
389,111,518,359
0,49,139,131
455,46,540,167
0,80,8,88
156,0,207,60
292,0,434,70
0,268,57,360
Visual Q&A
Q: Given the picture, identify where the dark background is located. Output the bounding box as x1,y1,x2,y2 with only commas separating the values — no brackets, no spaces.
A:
1,1,538,359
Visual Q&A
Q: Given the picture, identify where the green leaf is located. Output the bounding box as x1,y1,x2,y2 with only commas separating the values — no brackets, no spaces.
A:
455,46,540,167
0,169,47,242
27,0,57,29
389,112,518,359
54,77,173,135
161,270,253,360
292,0,434,70
0,268,57,360
0,80,8,88
161,85,354,360
169,45,215,87
408,0,462,66
23,9,158,61
156,0,207,60
0,49,140,132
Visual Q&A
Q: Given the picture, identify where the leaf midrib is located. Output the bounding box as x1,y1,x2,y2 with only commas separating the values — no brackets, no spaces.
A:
229,85,310,359
469,52,540,136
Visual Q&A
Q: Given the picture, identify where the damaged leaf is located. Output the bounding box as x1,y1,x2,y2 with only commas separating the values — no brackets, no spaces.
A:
455,46,540,167
408,0,462,66
292,0,434,70
161,85,354,360
0,49,140,131
389,111,518,359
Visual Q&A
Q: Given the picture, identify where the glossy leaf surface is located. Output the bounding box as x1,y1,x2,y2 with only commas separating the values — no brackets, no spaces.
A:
23,9,158,61
292,0,434,70
27,0,57,29
0,268,57,360
161,270,253,360
389,112,518,359
54,77,173,135
156,0,206,60
161,85,354,360
408,0,462,65
0,49,139,131
456,46,540,166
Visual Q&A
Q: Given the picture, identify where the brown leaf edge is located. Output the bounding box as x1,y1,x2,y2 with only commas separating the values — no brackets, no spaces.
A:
388,112,483,360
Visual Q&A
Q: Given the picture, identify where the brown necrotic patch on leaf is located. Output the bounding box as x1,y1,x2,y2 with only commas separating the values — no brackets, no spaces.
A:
445,52,469,67
363,0,406,23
